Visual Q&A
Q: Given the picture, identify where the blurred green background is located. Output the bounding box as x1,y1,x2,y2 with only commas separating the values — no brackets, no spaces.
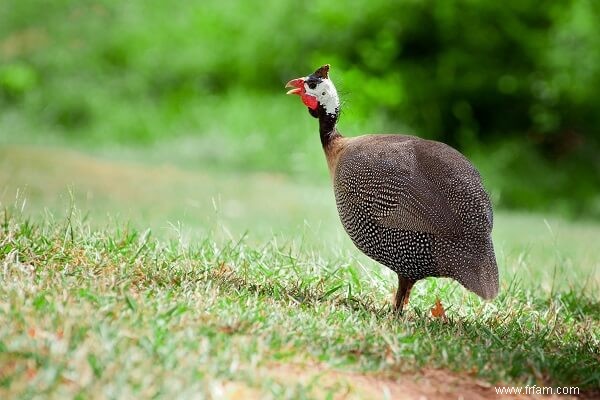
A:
2,0,600,218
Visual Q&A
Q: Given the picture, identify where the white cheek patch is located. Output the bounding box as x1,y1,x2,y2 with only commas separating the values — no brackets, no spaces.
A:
306,80,340,116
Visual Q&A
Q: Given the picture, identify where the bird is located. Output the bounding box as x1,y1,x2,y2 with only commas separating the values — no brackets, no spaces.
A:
285,64,499,314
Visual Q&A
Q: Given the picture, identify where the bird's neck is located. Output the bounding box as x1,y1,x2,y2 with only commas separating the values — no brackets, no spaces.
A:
318,104,341,147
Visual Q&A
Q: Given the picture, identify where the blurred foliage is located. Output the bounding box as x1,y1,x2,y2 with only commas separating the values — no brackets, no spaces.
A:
1,0,599,217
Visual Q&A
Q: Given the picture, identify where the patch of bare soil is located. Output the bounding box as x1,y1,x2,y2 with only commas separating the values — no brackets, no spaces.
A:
260,362,582,400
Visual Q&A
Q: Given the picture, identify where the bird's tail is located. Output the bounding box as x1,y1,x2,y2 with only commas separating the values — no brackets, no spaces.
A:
463,255,499,300
436,238,499,300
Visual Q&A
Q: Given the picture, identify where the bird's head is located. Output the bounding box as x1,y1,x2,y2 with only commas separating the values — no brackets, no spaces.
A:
285,64,339,118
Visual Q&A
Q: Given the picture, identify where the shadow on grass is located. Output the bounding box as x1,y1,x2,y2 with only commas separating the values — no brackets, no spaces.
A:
204,265,600,393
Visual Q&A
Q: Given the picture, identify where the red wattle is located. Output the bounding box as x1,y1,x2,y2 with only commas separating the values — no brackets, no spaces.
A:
301,93,318,110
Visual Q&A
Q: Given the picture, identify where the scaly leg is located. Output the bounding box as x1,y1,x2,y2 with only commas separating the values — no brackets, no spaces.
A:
394,275,415,315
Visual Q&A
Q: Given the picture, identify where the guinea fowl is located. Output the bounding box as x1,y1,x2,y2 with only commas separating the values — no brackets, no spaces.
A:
285,64,499,313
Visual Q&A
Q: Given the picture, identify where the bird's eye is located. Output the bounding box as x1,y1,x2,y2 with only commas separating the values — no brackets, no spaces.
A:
308,82,317,89
322,91,326,95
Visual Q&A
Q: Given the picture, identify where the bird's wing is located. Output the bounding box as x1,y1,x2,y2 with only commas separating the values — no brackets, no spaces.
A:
336,137,463,237
367,166,460,236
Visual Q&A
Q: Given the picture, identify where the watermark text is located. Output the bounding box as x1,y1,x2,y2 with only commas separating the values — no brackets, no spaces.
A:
495,385,579,396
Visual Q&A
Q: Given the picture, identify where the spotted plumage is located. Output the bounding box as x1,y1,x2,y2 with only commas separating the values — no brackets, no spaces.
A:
286,65,499,313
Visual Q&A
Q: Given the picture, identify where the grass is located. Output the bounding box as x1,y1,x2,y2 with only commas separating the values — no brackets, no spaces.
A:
3,2,599,395
1,207,599,398
1,145,599,398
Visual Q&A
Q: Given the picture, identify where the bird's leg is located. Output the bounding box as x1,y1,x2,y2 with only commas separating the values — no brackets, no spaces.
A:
394,276,415,315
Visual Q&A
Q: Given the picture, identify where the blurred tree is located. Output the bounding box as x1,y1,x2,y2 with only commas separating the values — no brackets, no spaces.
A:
1,0,599,216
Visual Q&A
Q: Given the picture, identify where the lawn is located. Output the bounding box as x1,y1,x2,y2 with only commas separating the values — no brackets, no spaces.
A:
3,0,600,397
1,144,598,399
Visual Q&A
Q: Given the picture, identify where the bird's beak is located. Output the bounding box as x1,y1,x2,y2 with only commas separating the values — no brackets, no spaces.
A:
285,76,318,110
285,78,305,95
